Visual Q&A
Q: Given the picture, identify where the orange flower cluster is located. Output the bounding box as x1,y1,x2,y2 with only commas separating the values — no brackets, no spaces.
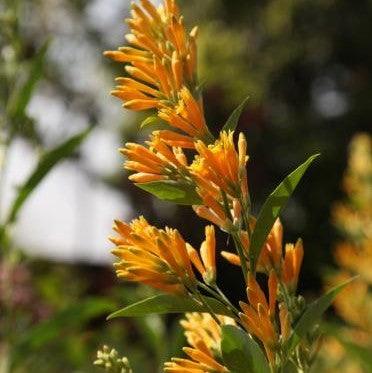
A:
121,132,189,183
164,312,234,373
222,219,304,291
239,272,278,363
111,217,217,293
104,0,211,143
320,134,372,370
105,2,311,371
110,217,195,294
191,131,249,230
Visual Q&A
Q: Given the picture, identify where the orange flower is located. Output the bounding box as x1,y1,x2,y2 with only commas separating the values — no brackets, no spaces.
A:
191,131,248,199
120,132,189,183
104,0,212,142
110,216,196,294
190,131,248,230
282,239,304,292
239,272,278,364
187,225,217,284
158,86,212,142
164,312,234,373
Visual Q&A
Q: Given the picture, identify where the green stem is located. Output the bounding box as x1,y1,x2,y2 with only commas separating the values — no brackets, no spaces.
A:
187,285,221,325
198,281,240,318
232,233,248,283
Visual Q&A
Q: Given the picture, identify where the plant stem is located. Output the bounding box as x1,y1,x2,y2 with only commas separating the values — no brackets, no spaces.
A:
232,232,248,283
197,281,240,318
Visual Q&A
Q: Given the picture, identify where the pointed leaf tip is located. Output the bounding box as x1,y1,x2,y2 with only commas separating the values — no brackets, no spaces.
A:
249,153,320,272
222,96,250,132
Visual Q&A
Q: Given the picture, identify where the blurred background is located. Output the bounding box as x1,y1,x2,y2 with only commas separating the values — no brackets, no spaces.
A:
0,0,371,371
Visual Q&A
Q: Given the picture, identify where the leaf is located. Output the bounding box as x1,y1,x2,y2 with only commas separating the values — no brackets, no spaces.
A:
5,129,90,226
136,180,202,205
107,294,234,320
11,297,115,367
140,115,169,130
249,154,320,272
222,96,250,132
7,40,50,121
285,277,356,353
221,325,269,373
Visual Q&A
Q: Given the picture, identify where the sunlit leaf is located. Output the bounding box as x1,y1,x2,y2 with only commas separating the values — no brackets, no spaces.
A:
249,154,320,272
222,96,250,132
136,180,202,205
221,325,269,373
285,277,356,353
5,128,91,226
107,294,233,319
140,115,169,130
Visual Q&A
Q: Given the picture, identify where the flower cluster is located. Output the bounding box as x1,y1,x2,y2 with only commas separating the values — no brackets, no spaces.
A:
104,0,212,145
164,313,234,372
320,134,372,371
104,1,329,372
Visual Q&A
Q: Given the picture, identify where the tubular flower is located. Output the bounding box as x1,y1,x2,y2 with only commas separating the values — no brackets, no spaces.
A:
164,312,234,373
191,131,249,199
282,239,304,292
187,225,216,284
104,0,212,142
239,272,278,364
120,131,189,183
191,131,248,230
110,216,196,294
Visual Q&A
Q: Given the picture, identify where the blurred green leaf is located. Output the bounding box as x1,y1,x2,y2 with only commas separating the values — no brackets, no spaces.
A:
11,297,116,367
5,128,90,226
222,96,249,132
107,294,234,319
221,325,269,373
7,40,49,121
249,154,320,272
285,277,356,353
136,180,202,205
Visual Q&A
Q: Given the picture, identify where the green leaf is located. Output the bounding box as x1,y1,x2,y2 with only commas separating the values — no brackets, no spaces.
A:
5,129,90,226
222,96,250,132
136,180,202,205
221,325,269,373
285,277,356,353
7,40,50,121
107,294,234,320
11,297,115,367
140,115,169,130
249,154,320,272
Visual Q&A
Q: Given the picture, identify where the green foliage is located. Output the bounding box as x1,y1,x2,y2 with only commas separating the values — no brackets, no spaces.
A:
107,294,234,319
221,325,269,373
222,96,250,132
249,154,320,272
11,297,116,368
136,180,202,205
285,277,356,354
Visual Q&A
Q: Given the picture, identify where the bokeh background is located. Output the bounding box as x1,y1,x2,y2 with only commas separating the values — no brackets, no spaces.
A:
1,0,371,371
